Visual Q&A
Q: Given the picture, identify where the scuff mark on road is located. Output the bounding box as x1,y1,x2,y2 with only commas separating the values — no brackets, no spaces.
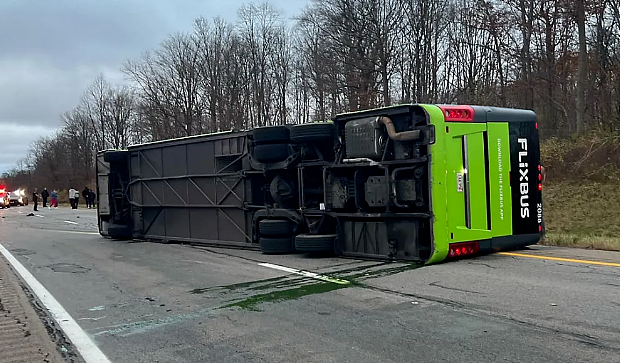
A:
48,263,90,273
429,281,481,294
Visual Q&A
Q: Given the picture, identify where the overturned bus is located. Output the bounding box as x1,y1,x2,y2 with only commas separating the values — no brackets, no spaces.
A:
96,104,544,264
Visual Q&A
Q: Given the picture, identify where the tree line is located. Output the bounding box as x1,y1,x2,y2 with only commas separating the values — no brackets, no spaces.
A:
2,0,619,191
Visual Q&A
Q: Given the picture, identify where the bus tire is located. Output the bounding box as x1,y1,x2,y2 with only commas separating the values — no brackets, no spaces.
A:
259,237,293,254
259,219,296,237
254,144,289,163
294,234,336,252
107,224,132,240
290,123,335,144
253,126,290,145
104,151,129,163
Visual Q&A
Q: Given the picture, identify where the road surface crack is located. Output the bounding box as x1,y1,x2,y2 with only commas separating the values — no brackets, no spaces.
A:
355,282,620,354
428,281,481,294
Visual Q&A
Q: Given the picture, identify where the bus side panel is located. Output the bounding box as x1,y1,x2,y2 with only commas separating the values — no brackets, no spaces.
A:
509,121,543,237
128,134,257,248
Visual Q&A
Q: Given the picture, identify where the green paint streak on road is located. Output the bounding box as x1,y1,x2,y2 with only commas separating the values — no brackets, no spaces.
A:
219,262,423,311
247,277,312,291
221,282,347,311
189,276,289,294
341,262,422,281
196,261,424,312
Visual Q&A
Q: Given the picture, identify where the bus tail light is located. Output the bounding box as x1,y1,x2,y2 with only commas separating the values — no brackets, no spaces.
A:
438,105,475,122
448,241,480,259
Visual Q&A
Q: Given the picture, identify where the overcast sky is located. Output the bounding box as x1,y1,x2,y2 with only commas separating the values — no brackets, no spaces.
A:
0,0,308,174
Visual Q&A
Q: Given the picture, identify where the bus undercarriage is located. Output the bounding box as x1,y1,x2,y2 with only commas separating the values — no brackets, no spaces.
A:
97,104,543,264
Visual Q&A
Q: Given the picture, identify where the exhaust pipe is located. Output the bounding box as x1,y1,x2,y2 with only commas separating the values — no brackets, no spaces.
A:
379,116,422,141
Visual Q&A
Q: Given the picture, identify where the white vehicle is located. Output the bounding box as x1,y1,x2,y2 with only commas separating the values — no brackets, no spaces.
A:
9,189,28,206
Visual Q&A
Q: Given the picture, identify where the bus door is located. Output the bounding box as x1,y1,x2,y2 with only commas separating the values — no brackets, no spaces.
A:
445,121,512,246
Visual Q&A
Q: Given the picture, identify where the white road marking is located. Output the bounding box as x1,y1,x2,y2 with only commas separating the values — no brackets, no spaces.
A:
38,229,101,236
79,316,107,321
258,262,350,285
64,220,79,225
0,244,112,363
35,214,44,218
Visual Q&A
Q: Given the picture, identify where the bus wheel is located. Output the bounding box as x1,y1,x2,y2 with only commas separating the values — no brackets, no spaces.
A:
259,237,294,254
259,219,296,237
103,150,129,163
253,144,289,163
253,126,290,145
107,224,132,240
290,123,335,143
294,234,336,253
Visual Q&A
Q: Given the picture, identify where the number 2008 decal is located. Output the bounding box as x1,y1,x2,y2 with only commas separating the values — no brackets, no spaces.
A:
456,172,464,193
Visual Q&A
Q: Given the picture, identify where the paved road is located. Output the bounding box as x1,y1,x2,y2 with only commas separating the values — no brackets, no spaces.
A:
1,205,619,363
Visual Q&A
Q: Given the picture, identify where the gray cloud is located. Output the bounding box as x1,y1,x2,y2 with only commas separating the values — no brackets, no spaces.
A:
0,124,56,174
0,0,307,173
0,0,172,68
0,59,125,126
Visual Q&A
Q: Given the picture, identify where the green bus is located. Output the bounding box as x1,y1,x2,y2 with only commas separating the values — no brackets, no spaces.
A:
97,103,543,264
424,104,543,263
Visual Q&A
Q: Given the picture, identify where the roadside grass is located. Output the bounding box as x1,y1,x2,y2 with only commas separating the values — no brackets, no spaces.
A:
542,181,620,251
543,233,620,252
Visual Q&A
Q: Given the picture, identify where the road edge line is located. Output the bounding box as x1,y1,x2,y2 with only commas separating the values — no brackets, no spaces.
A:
258,262,350,285
0,244,112,363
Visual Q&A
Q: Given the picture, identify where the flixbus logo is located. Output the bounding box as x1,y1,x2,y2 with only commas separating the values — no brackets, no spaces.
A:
518,138,529,218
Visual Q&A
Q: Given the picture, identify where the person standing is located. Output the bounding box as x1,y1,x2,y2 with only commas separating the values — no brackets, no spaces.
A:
32,188,39,212
82,187,89,208
41,188,49,208
89,189,96,209
50,189,58,208
68,187,77,209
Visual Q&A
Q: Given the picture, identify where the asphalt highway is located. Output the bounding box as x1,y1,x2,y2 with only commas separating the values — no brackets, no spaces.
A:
0,205,619,363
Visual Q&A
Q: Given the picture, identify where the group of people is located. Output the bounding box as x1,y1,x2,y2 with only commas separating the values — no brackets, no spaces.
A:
31,187,58,211
68,187,96,209
31,186,96,211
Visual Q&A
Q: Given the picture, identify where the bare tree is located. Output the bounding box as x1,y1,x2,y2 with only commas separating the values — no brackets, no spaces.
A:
123,33,204,139
7,0,620,192
576,0,588,133
237,2,286,127
81,75,110,151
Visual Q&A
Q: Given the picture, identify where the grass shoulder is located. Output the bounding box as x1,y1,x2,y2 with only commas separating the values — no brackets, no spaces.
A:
541,181,620,251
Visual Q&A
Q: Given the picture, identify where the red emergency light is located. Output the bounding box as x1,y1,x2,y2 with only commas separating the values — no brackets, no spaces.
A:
438,105,475,122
